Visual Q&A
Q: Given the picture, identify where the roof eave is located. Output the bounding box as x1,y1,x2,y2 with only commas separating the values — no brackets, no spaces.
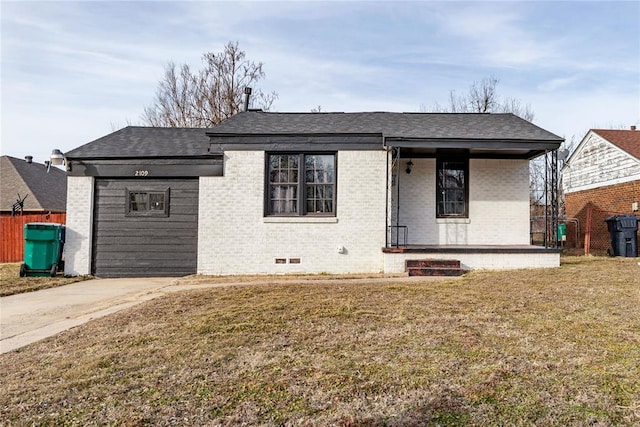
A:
384,137,563,151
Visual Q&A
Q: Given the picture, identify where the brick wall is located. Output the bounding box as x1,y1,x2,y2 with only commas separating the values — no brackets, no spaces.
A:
395,158,530,245
564,179,640,254
63,176,94,275
198,150,387,275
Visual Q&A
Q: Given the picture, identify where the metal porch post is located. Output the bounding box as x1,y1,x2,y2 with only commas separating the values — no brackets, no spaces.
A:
395,147,401,247
544,149,559,249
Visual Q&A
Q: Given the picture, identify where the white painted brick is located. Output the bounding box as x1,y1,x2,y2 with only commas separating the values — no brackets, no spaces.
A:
198,151,388,275
395,158,530,245
384,251,559,273
63,176,94,276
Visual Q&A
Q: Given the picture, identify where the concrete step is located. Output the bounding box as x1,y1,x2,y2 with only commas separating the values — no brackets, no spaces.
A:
407,267,466,277
406,258,466,277
406,259,461,269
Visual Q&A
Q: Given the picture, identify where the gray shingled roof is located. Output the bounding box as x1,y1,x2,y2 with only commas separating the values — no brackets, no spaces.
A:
0,156,67,213
207,111,564,142
65,127,212,159
65,113,563,160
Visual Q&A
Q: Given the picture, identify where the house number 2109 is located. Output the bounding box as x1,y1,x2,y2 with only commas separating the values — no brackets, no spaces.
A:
135,170,149,177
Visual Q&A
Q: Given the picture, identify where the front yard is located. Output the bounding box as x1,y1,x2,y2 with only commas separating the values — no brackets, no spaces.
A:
0,263,92,297
1,257,639,425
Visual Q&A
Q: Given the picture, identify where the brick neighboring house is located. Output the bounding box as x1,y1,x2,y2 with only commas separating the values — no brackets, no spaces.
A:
62,112,564,278
562,127,640,254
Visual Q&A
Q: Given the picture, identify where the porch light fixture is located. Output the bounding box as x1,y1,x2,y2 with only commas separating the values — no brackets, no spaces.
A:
405,160,414,174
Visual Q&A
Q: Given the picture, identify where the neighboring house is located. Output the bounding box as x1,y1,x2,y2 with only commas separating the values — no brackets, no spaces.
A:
63,112,563,278
0,155,68,262
0,155,67,215
562,127,640,254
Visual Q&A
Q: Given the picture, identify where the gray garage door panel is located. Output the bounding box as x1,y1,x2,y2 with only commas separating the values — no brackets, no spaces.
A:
92,179,199,278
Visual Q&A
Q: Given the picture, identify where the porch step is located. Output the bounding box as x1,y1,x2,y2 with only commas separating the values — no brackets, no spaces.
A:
406,259,467,277
406,259,461,269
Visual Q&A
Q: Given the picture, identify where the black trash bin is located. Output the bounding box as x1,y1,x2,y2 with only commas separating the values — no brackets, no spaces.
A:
604,215,639,257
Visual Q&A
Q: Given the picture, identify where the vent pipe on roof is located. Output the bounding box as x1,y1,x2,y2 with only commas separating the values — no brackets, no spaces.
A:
244,87,252,112
25,156,33,164
631,125,636,131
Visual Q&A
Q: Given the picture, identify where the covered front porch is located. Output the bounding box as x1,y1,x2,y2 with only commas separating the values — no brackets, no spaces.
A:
383,132,562,273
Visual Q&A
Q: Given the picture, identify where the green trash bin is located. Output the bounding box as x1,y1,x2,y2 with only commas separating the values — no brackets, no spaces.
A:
557,223,567,243
20,223,65,277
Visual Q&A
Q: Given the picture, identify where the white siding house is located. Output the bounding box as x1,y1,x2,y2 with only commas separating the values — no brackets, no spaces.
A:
563,129,640,194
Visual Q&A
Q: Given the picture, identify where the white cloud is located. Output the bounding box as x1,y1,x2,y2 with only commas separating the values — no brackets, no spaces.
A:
1,0,638,161
536,76,581,92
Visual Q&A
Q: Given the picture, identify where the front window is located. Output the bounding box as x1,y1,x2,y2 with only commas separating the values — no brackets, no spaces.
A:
126,188,170,217
437,158,468,218
267,153,336,216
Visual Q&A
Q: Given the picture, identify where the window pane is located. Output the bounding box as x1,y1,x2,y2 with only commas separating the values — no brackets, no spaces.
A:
270,184,298,214
305,155,334,184
129,192,147,211
304,155,335,214
437,159,467,217
149,193,165,211
272,198,297,214
305,184,333,214
305,169,315,183
286,155,299,169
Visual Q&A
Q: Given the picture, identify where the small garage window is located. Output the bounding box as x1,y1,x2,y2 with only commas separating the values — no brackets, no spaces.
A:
126,188,170,217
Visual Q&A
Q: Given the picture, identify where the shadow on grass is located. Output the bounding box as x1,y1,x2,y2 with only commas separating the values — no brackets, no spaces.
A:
339,391,471,426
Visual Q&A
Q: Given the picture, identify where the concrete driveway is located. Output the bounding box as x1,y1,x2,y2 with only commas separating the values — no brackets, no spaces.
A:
1,277,175,354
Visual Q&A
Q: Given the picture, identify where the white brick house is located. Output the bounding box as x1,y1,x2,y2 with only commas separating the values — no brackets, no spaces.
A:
62,112,563,277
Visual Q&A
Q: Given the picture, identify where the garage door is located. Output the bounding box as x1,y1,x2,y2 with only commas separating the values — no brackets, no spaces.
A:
92,179,198,278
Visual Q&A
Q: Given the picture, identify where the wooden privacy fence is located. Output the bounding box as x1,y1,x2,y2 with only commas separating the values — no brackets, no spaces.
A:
0,213,66,263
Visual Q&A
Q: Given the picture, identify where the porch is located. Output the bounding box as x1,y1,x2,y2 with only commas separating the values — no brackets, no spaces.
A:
383,127,563,272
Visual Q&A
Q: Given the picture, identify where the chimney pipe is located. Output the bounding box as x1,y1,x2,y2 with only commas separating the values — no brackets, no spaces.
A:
25,156,33,164
631,125,637,131
244,87,252,112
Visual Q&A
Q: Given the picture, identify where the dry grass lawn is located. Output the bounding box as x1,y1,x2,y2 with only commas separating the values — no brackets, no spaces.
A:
1,256,639,425
0,263,93,297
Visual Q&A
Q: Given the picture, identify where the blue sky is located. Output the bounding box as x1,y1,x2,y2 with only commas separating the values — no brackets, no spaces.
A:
2,1,639,164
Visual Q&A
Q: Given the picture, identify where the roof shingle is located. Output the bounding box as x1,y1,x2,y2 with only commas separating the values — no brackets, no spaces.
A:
66,112,564,159
66,127,212,159
207,111,564,142
0,156,67,213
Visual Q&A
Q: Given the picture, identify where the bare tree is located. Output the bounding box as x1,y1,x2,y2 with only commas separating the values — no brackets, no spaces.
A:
142,41,278,127
428,76,534,121
499,96,534,122
468,76,499,113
